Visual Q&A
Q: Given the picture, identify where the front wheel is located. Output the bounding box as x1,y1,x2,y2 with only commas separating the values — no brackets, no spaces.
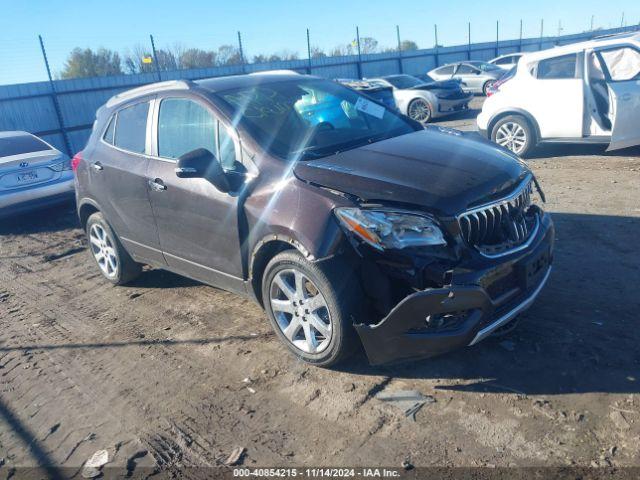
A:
491,114,536,157
482,80,496,96
261,250,360,367
407,98,432,124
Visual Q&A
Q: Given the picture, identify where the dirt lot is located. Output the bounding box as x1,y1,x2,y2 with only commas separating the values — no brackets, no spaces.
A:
1,98,639,477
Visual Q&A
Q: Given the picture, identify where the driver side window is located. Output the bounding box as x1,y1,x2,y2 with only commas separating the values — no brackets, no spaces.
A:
158,97,237,168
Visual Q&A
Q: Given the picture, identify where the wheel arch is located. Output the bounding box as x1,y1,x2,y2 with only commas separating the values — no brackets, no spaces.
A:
488,108,541,144
77,198,102,230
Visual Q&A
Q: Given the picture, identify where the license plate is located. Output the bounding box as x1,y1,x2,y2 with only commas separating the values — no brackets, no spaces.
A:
17,170,38,183
519,248,550,290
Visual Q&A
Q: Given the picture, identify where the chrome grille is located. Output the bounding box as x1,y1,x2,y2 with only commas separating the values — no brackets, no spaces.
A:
458,180,537,257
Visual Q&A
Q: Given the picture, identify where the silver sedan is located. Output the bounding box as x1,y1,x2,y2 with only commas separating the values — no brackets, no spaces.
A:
366,75,472,124
428,61,504,95
0,131,74,218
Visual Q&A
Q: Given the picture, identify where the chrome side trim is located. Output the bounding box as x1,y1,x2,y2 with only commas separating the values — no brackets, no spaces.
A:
468,266,552,346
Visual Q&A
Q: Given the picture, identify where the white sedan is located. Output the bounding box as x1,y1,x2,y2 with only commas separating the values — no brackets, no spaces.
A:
477,32,640,157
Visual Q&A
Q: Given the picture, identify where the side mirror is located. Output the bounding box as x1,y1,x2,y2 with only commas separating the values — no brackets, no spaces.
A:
175,148,231,193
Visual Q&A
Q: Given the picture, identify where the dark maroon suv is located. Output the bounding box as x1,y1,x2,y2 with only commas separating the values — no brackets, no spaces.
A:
74,72,554,366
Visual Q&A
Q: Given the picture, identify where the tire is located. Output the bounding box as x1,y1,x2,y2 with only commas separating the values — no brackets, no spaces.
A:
407,98,432,124
261,250,361,367
86,212,142,285
491,114,536,158
482,80,495,96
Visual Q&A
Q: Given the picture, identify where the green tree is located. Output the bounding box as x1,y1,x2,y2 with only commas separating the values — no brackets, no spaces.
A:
60,47,122,79
400,40,419,51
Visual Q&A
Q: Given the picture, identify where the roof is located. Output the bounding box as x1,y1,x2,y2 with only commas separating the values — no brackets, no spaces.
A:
103,72,312,110
0,130,32,138
520,31,640,62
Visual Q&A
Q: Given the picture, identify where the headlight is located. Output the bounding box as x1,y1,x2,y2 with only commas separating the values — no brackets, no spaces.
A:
334,207,446,251
49,159,72,172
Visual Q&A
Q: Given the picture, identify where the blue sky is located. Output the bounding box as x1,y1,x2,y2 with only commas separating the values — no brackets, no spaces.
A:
0,0,638,85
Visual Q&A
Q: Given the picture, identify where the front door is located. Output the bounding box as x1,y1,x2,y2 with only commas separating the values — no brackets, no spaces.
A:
454,63,482,92
595,46,640,151
146,96,245,291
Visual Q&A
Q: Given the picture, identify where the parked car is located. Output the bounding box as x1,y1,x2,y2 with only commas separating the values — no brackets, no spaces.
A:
365,74,472,123
486,66,517,97
478,32,640,156
335,79,397,110
428,61,504,95
75,73,554,366
488,53,525,70
0,131,74,218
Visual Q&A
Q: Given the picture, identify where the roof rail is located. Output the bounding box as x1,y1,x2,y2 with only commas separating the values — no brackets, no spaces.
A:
106,80,194,108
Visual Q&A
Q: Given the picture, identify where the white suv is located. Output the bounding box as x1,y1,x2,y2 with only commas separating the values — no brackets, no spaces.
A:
477,32,640,157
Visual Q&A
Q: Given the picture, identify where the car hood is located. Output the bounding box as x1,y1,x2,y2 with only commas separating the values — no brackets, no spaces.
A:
293,128,530,216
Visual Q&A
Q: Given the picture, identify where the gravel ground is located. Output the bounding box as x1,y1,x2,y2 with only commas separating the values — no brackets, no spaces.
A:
1,97,639,477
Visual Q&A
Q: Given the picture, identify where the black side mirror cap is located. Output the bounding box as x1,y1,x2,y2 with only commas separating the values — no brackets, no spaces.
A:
175,148,231,193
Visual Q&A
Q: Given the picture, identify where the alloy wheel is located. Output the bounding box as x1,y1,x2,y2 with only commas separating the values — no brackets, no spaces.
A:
89,224,118,279
495,121,527,154
408,99,431,123
269,268,332,354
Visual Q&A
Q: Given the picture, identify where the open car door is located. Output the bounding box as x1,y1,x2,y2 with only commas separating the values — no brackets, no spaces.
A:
595,46,640,151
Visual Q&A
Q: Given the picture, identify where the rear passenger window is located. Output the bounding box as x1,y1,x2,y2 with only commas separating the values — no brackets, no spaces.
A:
114,102,149,153
456,64,476,74
496,56,513,65
537,54,577,79
437,65,454,75
158,98,216,159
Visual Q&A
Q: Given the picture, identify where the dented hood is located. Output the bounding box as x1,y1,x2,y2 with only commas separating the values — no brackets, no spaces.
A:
293,128,530,216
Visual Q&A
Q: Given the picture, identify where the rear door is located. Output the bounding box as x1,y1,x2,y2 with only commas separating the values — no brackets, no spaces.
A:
528,53,584,138
146,95,245,291
595,45,640,151
90,99,164,264
453,63,482,91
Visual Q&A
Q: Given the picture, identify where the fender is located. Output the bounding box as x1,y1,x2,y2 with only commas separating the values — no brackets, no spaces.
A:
76,197,103,228
487,107,542,143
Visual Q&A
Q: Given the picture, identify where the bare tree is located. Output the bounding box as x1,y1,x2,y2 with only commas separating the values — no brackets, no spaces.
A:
310,46,326,59
217,45,243,65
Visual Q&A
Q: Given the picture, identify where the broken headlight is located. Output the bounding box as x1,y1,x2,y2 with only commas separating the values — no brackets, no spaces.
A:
334,207,446,251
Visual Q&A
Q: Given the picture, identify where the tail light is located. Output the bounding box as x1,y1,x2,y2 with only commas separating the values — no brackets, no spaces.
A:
71,152,83,172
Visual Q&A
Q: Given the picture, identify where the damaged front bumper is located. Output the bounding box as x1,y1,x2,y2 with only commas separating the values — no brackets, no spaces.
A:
354,213,554,365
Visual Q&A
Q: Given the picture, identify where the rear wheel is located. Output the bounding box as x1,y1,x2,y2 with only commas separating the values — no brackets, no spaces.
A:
407,98,432,124
482,80,496,96
261,250,360,367
491,114,536,157
86,212,141,285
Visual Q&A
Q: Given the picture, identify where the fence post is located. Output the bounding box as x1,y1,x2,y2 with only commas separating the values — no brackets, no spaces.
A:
38,35,72,157
434,24,439,67
519,19,523,52
467,22,471,60
237,31,246,73
495,21,499,57
306,28,312,74
356,26,362,79
539,19,544,51
149,34,161,82
396,25,403,74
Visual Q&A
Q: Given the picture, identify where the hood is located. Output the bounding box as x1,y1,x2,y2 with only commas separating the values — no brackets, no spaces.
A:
293,128,529,216
410,79,462,91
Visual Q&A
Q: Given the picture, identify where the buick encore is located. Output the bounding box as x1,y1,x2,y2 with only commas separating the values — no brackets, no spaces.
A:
74,72,554,366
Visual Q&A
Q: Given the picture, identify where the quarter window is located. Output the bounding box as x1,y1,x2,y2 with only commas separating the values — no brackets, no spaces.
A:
218,125,236,170
114,102,149,153
103,116,116,145
158,98,216,159
537,54,577,79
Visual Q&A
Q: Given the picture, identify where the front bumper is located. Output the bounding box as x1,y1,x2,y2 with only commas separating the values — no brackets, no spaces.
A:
354,213,554,365
433,95,473,118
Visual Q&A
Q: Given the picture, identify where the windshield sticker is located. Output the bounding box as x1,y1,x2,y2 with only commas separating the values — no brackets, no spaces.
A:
354,97,385,119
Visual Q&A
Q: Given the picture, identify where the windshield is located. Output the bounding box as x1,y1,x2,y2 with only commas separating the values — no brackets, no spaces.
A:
216,79,417,160
383,75,423,89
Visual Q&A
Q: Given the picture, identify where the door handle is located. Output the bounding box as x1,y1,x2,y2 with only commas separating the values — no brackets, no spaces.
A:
148,178,167,191
92,162,103,171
